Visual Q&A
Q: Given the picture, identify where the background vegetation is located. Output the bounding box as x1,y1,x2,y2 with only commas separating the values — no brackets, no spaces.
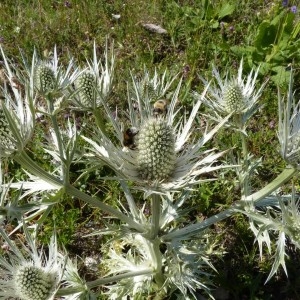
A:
0,0,300,299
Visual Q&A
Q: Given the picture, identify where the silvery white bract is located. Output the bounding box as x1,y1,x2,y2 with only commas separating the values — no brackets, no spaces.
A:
278,72,300,168
197,59,267,129
0,226,64,300
83,70,229,195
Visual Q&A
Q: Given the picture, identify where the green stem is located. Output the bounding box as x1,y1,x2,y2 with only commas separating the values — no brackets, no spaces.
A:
162,206,237,241
14,151,145,232
93,108,107,136
46,97,69,184
15,151,63,188
65,184,145,232
163,167,298,241
150,193,161,239
243,166,297,202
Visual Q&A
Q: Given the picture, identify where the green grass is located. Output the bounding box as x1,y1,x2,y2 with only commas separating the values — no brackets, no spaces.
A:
1,0,300,299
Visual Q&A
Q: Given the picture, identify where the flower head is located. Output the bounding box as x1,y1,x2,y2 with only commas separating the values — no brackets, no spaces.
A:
35,63,55,93
0,226,64,300
198,59,267,127
72,41,114,109
32,46,79,101
83,70,228,194
137,117,176,181
290,5,297,13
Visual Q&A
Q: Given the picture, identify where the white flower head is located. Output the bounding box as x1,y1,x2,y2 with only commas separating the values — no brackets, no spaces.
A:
198,59,267,126
33,46,79,98
73,40,114,109
83,70,228,194
0,226,64,300
278,71,300,167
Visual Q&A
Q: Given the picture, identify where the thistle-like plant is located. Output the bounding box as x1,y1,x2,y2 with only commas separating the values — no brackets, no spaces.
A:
0,47,34,159
72,41,114,110
83,71,229,195
197,59,268,131
2,41,300,300
0,225,64,300
278,72,300,168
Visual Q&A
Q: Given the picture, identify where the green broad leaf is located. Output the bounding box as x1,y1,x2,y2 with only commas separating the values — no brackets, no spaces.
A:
218,3,235,19
258,62,271,75
255,21,277,50
271,66,291,87
230,45,254,56
283,12,295,35
210,20,219,29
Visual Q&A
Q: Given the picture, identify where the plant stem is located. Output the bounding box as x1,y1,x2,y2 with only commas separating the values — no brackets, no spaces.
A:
163,167,298,241
243,166,297,202
150,193,161,239
14,151,145,232
46,96,69,184
55,269,153,296
66,184,145,232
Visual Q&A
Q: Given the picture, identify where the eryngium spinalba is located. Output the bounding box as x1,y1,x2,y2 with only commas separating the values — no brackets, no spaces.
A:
137,118,175,181
35,63,55,93
75,71,96,107
15,265,58,300
223,81,244,113
0,227,63,300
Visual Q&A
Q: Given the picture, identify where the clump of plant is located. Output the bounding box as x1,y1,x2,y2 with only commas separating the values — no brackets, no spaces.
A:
231,1,300,86
0,39,300,300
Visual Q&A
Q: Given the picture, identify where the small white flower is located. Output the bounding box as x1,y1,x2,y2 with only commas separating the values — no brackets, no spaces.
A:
83,71,228,194
0,226,64,300
197,59,267,127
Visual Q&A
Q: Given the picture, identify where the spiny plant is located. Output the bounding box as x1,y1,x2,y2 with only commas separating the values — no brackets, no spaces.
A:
0,39,300,300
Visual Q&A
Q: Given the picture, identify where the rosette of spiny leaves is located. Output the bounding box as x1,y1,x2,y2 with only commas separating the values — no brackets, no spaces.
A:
83,69,230,195
238,190,300,283
196,59,267,131
75,187,220,299
73,41,114,109
101,233,217,299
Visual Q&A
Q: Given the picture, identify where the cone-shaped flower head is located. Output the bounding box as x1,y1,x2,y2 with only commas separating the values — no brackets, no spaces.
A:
83,69,229,194
278,72,300,167
32,46,80,103
75,71,96,107
15,265,58,300
35,63,55,93
198,59,267,127
0,225,64,300
72,41,114,110
223,80,244,113
137,118,176,181
0,104,15,154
